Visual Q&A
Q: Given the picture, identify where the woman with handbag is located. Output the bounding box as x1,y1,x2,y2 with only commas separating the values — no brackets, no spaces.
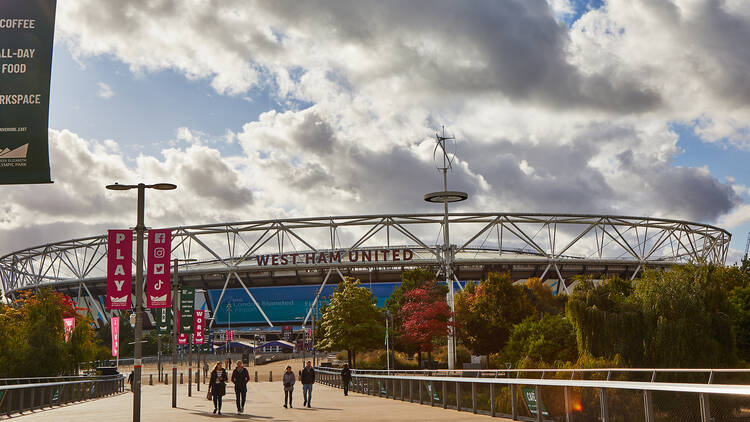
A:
208,362,228,415
282,365,295,408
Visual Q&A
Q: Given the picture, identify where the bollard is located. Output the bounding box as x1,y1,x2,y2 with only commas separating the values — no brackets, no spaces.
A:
149,374,153,386
165,374,169,385
196,373,200,392
180,373,184,384
255,371,258,382
269,371,272,382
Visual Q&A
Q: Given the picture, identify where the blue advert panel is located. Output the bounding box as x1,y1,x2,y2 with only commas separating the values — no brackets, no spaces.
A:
207,283,399,324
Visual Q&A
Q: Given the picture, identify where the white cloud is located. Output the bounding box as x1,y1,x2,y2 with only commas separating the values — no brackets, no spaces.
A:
97,81,114,99
4,0,746,256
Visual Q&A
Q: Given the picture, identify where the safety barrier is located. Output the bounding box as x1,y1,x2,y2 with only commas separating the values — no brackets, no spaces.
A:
0,375,124,416
316,367,750,422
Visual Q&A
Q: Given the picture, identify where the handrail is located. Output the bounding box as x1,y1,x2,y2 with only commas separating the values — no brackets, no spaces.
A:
315,368,750,395
341,367,750,374
315,365,750,420
0,375,123,391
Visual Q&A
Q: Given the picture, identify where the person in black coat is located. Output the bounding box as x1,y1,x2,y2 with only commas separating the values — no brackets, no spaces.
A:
231,360,250,413
300,361,315,407
341,364,352,396
209,362,228,415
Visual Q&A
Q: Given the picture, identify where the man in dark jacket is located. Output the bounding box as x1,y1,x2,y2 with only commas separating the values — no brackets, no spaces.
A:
232,360,250,413
300,361,315,408
341,364,352,396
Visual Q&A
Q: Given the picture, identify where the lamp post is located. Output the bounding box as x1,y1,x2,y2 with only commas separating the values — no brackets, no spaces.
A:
423,128,467,370
106,182,176,422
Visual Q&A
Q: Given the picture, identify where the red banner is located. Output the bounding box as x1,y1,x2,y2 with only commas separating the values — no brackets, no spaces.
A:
177,333,188,345
106,230,132,310
111,316,119,357
146,229,172,308
194,310,205,344
63,317,75,342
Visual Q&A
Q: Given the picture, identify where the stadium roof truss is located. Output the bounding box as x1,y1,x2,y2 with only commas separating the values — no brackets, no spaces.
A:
0,213,731,326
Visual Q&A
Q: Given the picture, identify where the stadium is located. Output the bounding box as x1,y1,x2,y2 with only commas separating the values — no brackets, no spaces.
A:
0,212,731,333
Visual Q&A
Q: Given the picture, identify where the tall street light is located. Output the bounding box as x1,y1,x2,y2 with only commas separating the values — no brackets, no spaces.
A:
106,182,176,422
423,128,467,370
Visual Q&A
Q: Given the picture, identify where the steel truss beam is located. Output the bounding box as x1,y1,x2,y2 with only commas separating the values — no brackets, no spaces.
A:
0,213,731,299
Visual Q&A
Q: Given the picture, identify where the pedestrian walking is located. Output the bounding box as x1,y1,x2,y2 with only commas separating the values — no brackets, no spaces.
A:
283,365,295,408
232,360,250,413
341,364,352,396
300,360,315,407
203,361,209,379
209,362,228,415
127,371,134,392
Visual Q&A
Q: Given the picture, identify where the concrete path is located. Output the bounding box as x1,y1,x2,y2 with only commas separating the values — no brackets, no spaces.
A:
12,382,508,421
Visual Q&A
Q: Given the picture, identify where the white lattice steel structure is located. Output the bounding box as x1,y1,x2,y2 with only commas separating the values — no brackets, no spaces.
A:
0,212,730,326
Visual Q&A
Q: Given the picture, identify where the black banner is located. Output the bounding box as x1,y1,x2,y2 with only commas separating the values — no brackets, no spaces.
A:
0,0,56,184
179,287,195,334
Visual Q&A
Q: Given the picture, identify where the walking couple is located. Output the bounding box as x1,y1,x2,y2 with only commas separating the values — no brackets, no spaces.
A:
283,360,316,408
208,360,250,415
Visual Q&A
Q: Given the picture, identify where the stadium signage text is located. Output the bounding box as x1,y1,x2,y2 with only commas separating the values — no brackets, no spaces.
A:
255,248,414,266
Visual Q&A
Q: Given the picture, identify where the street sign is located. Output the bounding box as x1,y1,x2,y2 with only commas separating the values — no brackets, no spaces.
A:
179,287,194,334
521,387,549,417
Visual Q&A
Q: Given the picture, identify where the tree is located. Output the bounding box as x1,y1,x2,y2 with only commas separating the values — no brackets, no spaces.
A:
386,269,445,356
632,266,737,367
397,280,452,367
23,289,71,376
565,275,644,365
567,265,740,368
317,277,385,367
501,314,578,367
68,315,100,374
454,272,535,355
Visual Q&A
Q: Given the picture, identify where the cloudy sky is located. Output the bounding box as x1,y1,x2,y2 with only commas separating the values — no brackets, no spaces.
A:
4,0,750,262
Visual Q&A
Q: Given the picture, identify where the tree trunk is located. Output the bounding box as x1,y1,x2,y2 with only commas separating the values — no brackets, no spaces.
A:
418,351,422,369
347,349,352,367
427,350,432,369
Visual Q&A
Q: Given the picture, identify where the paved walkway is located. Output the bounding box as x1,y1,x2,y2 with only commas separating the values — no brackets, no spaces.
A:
13,382,508,421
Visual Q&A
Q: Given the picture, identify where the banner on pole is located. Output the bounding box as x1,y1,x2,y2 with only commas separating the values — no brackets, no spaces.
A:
63,317,74,342
179,287,195,334
177,333,188,345
106,230,132,310
0,0,57,185
194,310,205,344
111,316,119,357
146,229,171,308
155,308,171,334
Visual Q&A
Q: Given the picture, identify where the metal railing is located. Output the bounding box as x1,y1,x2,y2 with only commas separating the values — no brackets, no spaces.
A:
316,367,750,422
0,375,125,417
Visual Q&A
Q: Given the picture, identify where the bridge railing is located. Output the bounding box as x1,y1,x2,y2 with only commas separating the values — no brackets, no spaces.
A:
0,375,124,417
315,367,750,422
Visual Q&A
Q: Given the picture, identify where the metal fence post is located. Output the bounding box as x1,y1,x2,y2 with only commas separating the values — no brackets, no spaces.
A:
419,379,422,404
402,379,405,401
442,381,447,409
699,394,711,422
456,381,461,412
565,386,571,422
410,378,413,402
644,390,654,422
536,386,543,422
472,382,477,414
511,384,518,420
490,383,495,417
600,388,609,422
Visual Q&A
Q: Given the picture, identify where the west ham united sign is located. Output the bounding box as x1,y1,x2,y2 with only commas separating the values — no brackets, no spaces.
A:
0,0,56,184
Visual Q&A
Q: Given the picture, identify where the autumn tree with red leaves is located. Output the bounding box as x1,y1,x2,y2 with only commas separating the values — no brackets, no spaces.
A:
397,280,452,368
